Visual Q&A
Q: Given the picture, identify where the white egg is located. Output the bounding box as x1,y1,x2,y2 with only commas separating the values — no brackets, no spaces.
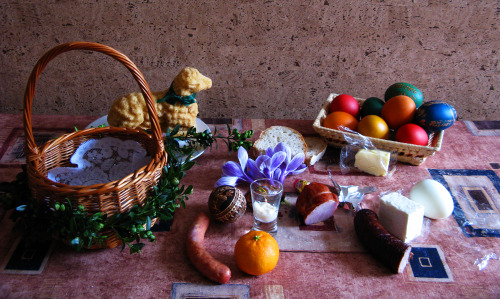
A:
409,179,454,219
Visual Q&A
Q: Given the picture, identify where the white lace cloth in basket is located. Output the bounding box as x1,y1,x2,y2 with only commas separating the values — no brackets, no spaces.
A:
48,137,151,186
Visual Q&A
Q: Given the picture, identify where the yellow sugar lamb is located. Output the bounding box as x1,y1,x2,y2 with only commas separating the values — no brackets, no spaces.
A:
107,67,212,133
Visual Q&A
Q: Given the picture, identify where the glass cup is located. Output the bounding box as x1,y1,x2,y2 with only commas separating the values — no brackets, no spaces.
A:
250,178,283,235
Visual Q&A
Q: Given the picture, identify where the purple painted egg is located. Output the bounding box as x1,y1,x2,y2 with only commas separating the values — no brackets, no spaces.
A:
415,101,457,132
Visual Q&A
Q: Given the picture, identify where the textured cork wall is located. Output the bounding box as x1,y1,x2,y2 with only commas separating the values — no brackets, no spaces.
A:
0,1,499,120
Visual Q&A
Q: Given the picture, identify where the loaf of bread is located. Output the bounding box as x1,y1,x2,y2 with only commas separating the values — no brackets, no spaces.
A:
252,126,307,159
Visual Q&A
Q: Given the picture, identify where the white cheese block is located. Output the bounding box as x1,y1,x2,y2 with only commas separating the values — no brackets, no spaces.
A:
354,149,391,176
379,192,425,243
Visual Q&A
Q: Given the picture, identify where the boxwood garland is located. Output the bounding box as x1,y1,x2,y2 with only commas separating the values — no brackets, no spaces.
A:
0,124,253,254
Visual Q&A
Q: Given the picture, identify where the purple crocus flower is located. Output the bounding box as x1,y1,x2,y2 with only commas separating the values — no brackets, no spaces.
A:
215,142,307,187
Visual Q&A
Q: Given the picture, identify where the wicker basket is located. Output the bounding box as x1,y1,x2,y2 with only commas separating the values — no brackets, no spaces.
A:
313,93,444,166
23,42,168,249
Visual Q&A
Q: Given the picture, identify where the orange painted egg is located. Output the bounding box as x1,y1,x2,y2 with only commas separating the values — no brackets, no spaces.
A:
323,111,359,131
381,95,416,129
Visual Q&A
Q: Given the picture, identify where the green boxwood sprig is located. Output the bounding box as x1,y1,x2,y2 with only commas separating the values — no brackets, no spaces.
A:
0,161,191,254
0,124,253,254
166,123,253,155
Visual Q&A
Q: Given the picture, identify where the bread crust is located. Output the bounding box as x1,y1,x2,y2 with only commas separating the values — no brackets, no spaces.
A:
304,136,327,166
252,126,307,159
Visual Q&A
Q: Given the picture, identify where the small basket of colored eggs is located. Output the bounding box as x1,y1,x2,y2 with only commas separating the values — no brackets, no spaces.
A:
313,82,457,165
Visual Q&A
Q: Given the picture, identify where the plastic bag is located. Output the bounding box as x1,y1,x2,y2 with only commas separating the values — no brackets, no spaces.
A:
474,253,499,271
338,126,397,177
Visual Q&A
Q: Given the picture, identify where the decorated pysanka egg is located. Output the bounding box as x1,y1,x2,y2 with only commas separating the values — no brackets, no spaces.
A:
384,82,424,108
415,100,457,132
208,185,246,223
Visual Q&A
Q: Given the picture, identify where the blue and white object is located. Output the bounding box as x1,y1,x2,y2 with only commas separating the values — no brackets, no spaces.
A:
415,100,457,132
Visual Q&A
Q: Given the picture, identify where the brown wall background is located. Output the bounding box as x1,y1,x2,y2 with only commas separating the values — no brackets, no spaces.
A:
1,1,499,120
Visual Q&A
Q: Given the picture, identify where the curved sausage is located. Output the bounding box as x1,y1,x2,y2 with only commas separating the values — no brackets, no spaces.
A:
186,212,231,284
354,209,413,274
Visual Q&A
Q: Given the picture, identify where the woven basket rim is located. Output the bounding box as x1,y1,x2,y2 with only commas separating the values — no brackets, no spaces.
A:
34,128,164,191
313,93,444,165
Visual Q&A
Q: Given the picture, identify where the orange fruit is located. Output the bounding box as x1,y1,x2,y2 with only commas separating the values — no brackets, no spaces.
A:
234,230,279,276
381,95,416,129
323,111,359,131
357,115,390,139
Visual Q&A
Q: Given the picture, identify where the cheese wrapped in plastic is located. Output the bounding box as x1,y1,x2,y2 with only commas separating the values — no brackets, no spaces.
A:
354,149,391,176
338,126,396,177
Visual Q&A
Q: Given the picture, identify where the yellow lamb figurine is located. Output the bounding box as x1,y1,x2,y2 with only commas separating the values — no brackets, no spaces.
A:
107,67,212,133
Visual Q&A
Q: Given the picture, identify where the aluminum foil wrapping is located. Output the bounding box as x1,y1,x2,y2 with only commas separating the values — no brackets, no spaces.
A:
293,178,375,212
337,185,376,212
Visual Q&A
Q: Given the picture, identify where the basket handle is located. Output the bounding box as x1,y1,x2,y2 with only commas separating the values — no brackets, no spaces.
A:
23,41,163,157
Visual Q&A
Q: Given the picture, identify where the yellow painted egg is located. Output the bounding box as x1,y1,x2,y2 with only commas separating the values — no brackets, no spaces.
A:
357,115,390,139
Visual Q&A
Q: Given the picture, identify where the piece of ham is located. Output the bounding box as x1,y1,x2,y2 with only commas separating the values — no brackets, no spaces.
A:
296,182,339,225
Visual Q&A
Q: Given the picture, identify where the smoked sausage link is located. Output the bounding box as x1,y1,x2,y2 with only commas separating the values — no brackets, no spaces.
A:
354,209,413,274
296,182,339,225
186,212,231,284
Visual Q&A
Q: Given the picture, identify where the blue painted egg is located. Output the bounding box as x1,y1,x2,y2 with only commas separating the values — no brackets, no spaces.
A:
384,82,424,108
415,101,457,132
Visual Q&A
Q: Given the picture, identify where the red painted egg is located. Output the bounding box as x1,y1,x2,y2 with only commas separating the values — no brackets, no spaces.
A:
330,94,360,118
395,123,429,146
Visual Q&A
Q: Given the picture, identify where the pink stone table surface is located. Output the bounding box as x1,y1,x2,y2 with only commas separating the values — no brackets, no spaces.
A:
0,114,499,298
